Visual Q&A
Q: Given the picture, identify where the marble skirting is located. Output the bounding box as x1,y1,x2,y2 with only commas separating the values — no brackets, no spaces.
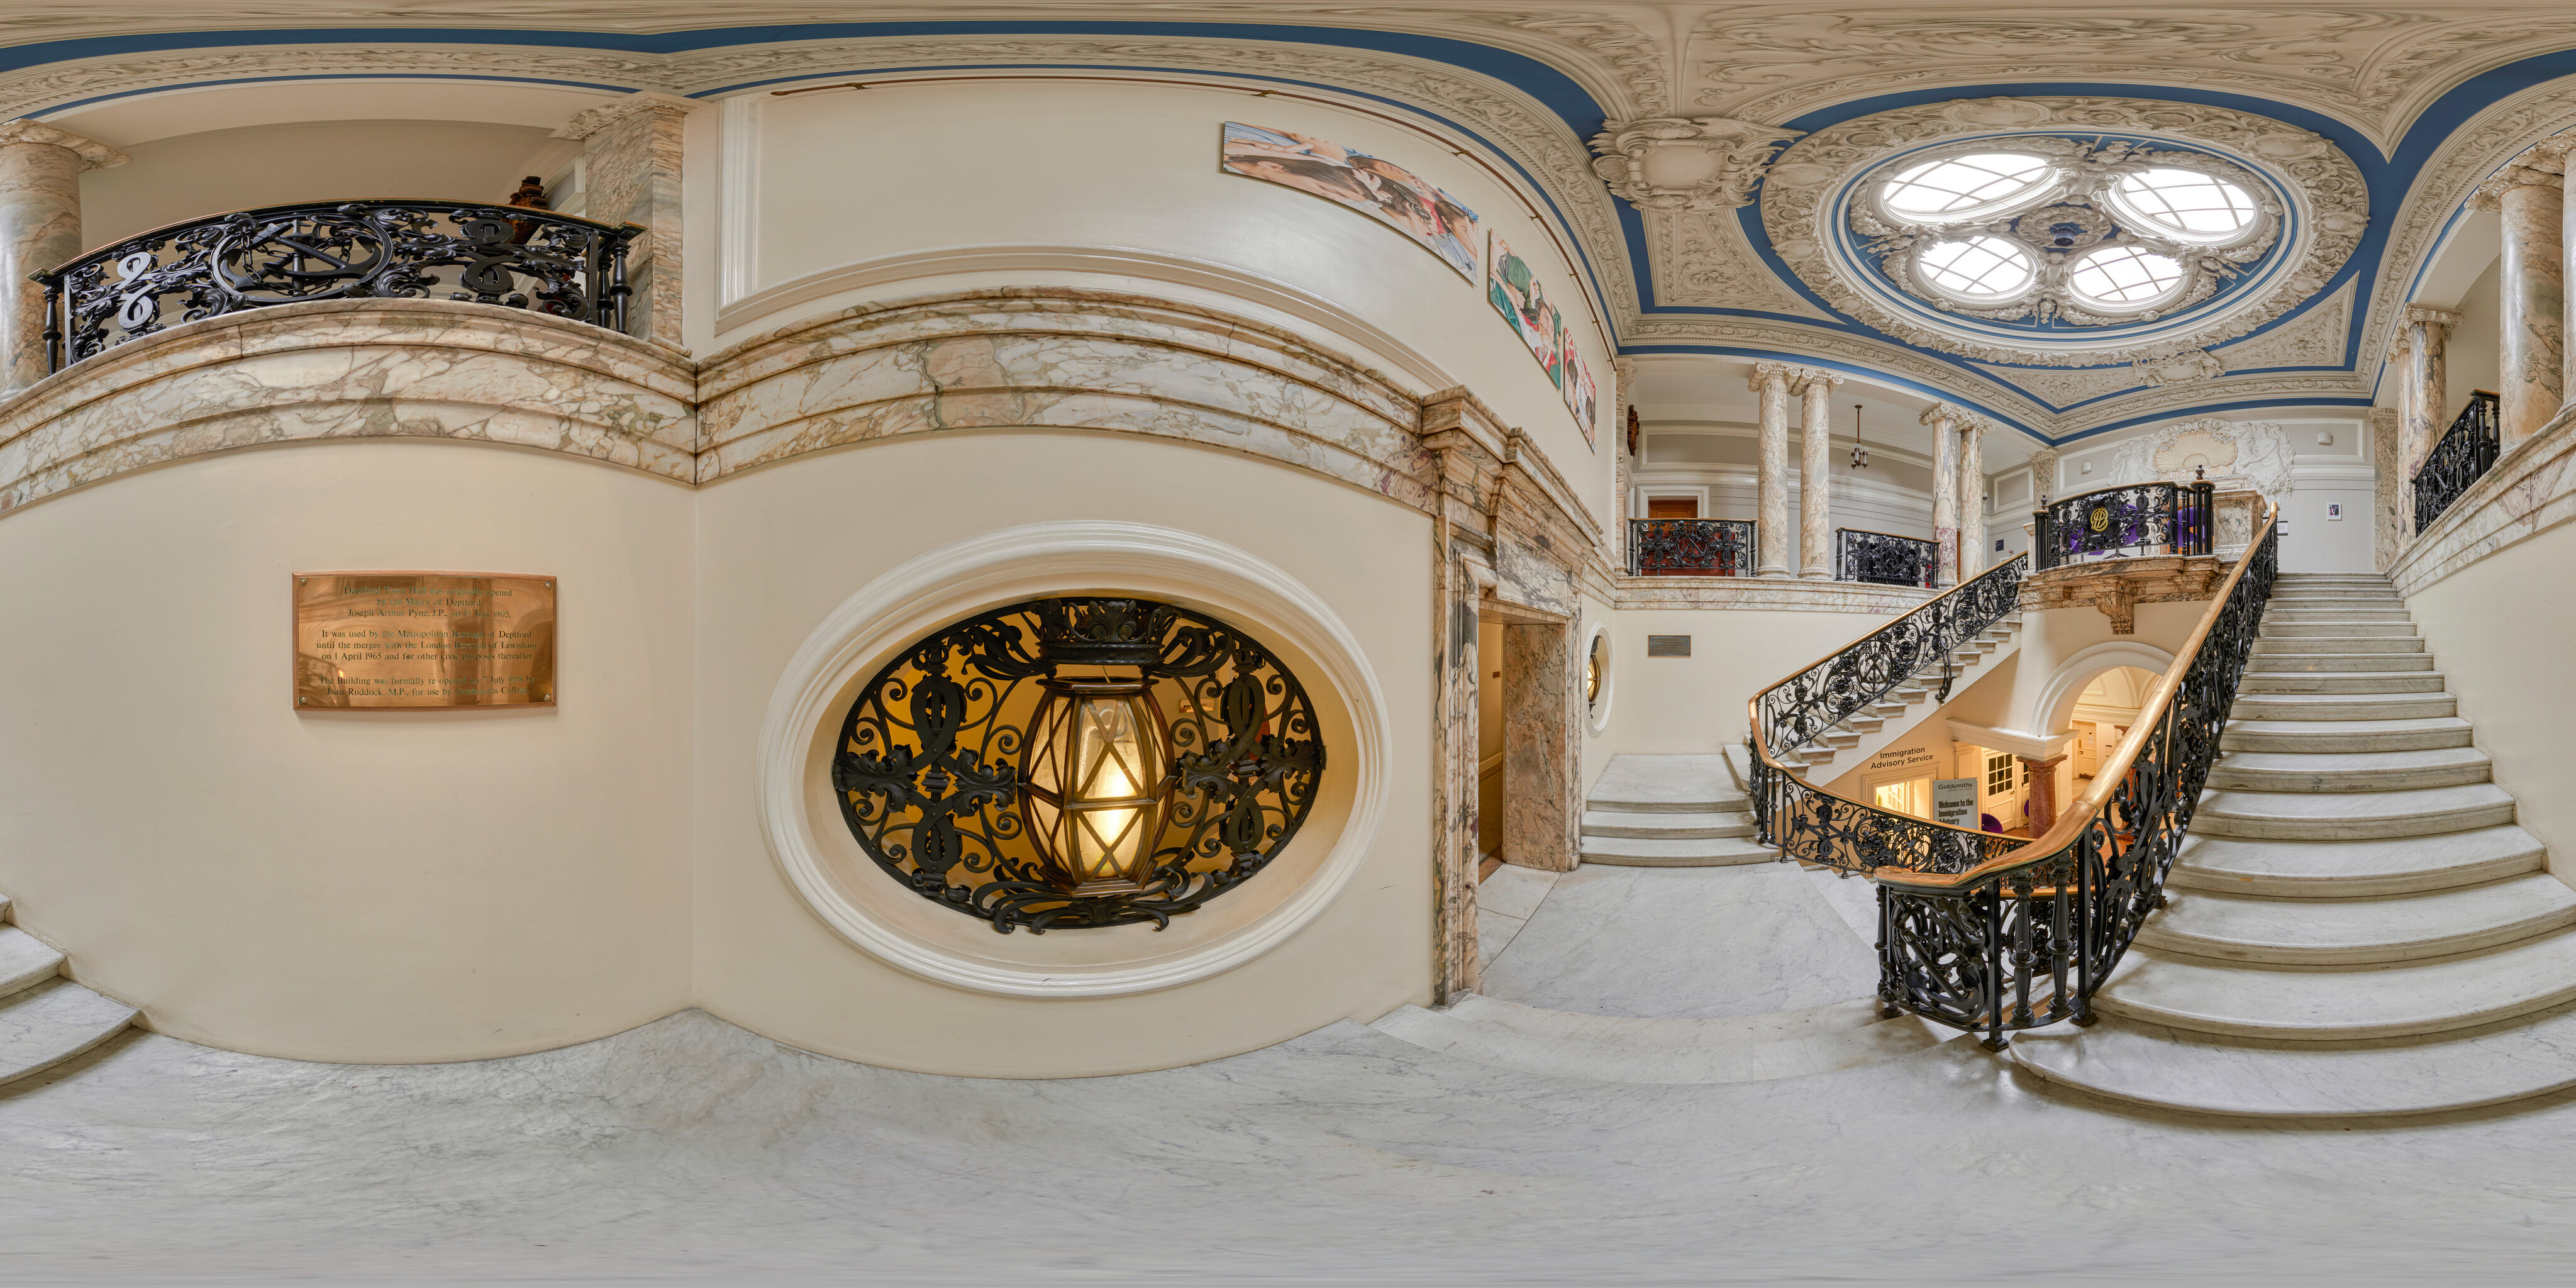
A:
1610,575,1938,613
2389,402,2576,595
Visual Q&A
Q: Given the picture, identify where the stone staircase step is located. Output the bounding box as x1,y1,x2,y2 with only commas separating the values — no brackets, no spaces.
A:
2236,670,2445,695
1580,808,1752,840
2171,824,2548,897
2139,874,2576,965
2267,608,2412,622
2012,1010,2576,1118
2202,747,2492,793
2252,636,2427,655
2246,652,2435,673
2268,591,2403,602
1368,994,1956,1085
2230,692,2456,721
0,978,137,1089
1579,835,1775,867
2221,716,2472,753
1585,755,1743,814
2261,621,2419,638
2096,928,2576,1040
0,927,65,997
2193,782,2516,840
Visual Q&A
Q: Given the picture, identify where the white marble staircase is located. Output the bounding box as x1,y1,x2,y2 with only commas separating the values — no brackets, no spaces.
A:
0,895,136,1087
1770,613,2023,777
2014,571,2576,1117
1578,755,1765,867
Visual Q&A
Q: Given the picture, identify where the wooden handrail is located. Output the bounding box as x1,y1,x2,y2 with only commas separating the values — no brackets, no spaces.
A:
1873,497,2280,891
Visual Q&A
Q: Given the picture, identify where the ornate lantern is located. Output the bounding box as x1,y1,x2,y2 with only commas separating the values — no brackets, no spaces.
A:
1850,402,1870,470
1017,601,1175,894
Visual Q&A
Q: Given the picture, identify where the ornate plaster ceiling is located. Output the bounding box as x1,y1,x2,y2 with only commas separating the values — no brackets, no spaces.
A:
6,3,2572,444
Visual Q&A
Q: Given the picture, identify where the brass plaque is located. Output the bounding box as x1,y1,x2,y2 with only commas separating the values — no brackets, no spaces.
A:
294,572,557,709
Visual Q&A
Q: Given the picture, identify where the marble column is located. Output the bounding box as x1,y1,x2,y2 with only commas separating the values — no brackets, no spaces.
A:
1923,404,1962,587
1796,369,1840,579
2401,307,2458,483
1957,416,1988,577
2025,445,2059,509
2018,754,2067,834
557,92,696,350
0,120,126,393
2495,173,2564,448
2371,406,2404,571
1750,362,1794,578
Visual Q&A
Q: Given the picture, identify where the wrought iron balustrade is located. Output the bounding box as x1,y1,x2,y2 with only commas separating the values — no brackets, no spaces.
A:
33,200,641,372
1746,499,2279,1052
1834,528,1938,587
2031,480,2215,570
2412,391,2501,533
1628,518,1755,576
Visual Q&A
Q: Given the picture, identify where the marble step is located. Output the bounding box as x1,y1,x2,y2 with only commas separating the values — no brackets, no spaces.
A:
2267,607,2412,622
2252,636,2426,655
2192,782,2516,840
1579,835,1776,867
2012,1011,2576,1118
1580,808,1753,840
2139,874,2576,965
2097,928,2576,1040
0,978,136,1089
1585,755,1744,815
2268,590,2403,602
2231,692,2455,721
2262,621,2418,638
1368,994,1956,1085
2245,651,2436,673
2170,824,2548,898
2236,670,2446,695
2202,747,2492,793
2221,717,2472,753
0,927,65,997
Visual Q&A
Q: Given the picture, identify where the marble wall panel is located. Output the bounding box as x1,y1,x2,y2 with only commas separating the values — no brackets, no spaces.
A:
1502,619,1579,874
2390,403,2576,594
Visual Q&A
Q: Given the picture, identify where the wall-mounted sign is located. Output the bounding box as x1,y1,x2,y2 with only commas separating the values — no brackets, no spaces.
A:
1933,778,1979,829
293,572,557,709
1645,635,1692,657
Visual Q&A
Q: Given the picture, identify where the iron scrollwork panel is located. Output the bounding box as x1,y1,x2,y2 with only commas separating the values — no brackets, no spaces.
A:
37,201,638,370
2413,392,2502,532
1835,528,1937,587
1628,518,1754,575
2043,483,2178,565
830,597,1324,934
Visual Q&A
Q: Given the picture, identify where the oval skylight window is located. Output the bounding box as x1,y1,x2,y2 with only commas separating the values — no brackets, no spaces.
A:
1880,153,2054,218
2068,245,2185,304
2111,169,2259,242
1918,237,2036,298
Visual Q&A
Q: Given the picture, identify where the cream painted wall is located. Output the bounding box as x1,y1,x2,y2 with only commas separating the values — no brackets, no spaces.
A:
1577,592,1616,797
0,443,696,1062
1613,609,1898,752
721,79,1611,499
2408,518,2576,892
691,429,1433,1077
2447,259,2503,418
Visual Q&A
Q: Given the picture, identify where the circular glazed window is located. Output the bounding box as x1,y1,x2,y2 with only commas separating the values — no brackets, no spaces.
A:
833,596,1323,933
1879,153,2053,217
1585,631,1607,708
2109,169,2259,243
1918,236,2036,299
2068,245,2185,305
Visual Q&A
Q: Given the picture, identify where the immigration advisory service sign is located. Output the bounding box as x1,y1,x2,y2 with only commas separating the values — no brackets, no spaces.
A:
293,573,557,709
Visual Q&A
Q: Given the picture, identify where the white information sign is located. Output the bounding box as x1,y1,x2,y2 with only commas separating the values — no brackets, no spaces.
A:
1933,778,1979,830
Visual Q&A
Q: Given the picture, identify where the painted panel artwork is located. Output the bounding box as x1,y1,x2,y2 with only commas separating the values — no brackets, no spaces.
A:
1563,349,1599,447
1221,123,1479,279
1487,231,1561,388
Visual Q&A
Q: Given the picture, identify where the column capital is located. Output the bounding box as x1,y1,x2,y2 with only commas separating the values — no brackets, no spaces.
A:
1789,367,1843,394
0,119,125,169
553,90,703,142
2404,304,2463,331
1919,401,1968,428
2470,155,2565,209
1746,360,1796,393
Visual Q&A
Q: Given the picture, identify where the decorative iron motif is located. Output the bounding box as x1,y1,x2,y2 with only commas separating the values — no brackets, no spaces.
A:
830,597,1323,934
1746,553,2026,877
1874,509,2277,1049
2031,480,2214,570
1833,528,1936,587
2413,391,2501,533
1628,518,1755,575
34,200,639,371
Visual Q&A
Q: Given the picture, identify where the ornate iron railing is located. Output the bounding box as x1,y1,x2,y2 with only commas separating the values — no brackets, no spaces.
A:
2412,391,2501,533
2031,480,2215,570
1746,501,2276,1051
1745,553,2025,875
1628,518,1755,575
33,200,641,371
1834,528,1937,587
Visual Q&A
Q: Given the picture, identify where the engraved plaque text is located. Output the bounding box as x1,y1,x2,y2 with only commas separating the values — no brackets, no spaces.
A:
294,572,557,709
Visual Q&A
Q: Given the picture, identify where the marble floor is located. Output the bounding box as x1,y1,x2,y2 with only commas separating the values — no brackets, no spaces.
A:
14,865,2576,1284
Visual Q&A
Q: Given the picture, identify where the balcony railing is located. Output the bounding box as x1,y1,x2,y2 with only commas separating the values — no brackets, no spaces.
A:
33,200,641,372
1834,528,1936,587
1628,518,1755,576
2031,479,2215,571
2412,391,2501,533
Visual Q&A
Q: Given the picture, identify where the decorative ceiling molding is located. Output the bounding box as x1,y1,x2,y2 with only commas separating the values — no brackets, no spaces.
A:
2220,279,2356,370
1758,96,2368,369
1621,313,2055,434
1590,116,1800,211
1643,210,1830,318
1970,362,2140,409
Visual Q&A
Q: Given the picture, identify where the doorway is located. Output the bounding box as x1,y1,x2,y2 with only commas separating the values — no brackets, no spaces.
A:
1646,496,1699,519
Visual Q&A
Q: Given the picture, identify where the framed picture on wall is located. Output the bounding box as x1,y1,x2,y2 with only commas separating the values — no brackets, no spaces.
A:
1487,231,1562,387
1221,122,1479,279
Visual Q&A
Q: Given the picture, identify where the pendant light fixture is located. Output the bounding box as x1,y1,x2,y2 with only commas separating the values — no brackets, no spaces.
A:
1849,403,1870,470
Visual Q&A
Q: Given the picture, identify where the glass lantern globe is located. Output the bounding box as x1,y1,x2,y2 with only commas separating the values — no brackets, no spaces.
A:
1019,676,1172,894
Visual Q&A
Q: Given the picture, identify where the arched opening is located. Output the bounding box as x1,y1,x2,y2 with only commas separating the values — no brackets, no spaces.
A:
2067,667,2158,782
